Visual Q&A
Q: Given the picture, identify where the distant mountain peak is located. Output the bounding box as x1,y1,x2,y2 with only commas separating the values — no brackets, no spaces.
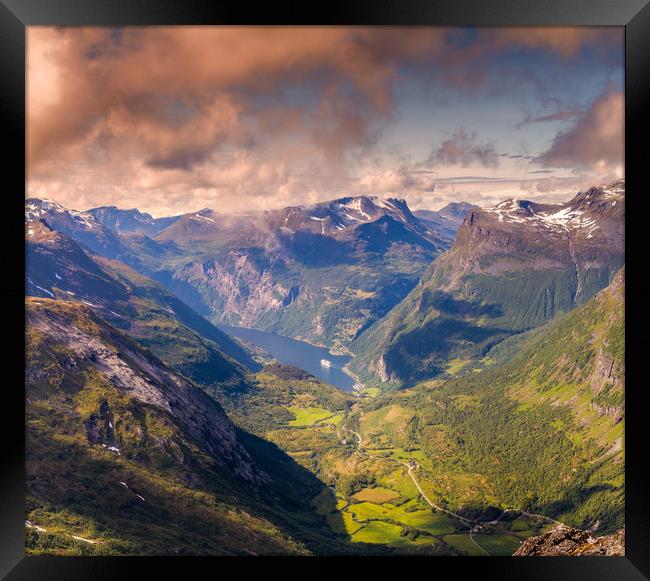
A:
88,205,182,236
575,179,625,202
476,180,624,233
26,198,101,231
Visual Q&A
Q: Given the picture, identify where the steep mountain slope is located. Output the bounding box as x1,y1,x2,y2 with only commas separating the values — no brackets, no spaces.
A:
26,219,259,394
29,196,453,353
350,182,624,386
344,270,624,534
26,198,179,271
25,298,311,555
414,202,477,245
151,196,451,352
88,206,182,236
26,299,447,556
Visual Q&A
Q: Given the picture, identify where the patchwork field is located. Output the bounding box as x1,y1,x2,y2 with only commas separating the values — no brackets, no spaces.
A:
214,360,608,556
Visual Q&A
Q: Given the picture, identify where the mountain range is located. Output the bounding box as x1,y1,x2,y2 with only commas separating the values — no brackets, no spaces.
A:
26,218,258,394
88,205,182,237
24,180,625,555
28,195,468,353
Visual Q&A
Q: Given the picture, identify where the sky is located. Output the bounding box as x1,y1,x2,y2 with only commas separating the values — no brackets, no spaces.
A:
27,26,624,217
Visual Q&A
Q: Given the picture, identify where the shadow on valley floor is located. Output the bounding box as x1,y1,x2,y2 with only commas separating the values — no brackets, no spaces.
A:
384,316,515,385
536,482,623,533
237,430,459,555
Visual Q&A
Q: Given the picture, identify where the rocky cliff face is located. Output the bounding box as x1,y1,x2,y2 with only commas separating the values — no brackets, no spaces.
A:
514,525,624,556
178,249,294,327
350,181,625,386
24,297,332,556
451,181,624,299
26,298,264,485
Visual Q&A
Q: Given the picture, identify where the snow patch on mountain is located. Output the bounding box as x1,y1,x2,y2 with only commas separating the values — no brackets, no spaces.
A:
481,183,623,236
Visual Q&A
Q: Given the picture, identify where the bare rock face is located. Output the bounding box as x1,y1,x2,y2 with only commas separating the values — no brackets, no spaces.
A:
26,299,267,487
514,525,624,556
178,252,292,327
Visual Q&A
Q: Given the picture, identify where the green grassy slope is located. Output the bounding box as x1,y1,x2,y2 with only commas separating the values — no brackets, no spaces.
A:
25,299,348,555
347,270,624,533
26,222,259,397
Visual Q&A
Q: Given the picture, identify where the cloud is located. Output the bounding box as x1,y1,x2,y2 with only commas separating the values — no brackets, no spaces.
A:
357,167,437,194
529,110,583,123
28,27,446,175
26,27,623,215
535,88,624,172
28,27,622,175
427,130,500,168
485,27,622,58
516,109,584,128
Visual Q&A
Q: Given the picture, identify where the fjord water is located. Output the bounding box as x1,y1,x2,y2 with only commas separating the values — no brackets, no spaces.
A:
218,324,355,391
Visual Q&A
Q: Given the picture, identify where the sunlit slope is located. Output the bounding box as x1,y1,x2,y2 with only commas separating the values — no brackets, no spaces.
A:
346,269,624,533
350,182,624,387
25,298,315,555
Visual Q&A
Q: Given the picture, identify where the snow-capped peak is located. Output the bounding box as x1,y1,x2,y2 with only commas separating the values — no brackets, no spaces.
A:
479,181,624,237
26,198,100,230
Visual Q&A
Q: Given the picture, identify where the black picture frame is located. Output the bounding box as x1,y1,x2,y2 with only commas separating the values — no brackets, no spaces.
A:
2,1,648,579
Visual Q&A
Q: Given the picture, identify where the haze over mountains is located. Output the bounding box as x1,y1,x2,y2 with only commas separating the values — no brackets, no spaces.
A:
25,181,625,555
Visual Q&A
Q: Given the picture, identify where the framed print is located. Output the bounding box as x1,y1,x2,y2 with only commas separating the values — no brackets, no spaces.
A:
2,1,649,579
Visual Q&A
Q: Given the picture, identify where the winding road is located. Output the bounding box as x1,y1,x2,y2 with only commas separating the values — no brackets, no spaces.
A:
339,424,565,555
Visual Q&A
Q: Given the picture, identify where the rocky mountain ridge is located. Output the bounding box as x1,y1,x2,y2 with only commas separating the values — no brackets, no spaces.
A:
414,201,477,245
27,298,262,484
349,181,624,386
147,195,453,350
26,219,260,391
27,195,453,351
88,205,182,236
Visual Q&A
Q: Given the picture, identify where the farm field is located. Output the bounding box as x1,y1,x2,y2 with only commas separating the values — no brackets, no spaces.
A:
287,406,339,426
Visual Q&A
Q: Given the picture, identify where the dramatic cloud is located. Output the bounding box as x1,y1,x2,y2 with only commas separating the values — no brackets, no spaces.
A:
27,26,624,214
535,89,624,173
28,27,444,174
427,130,500,168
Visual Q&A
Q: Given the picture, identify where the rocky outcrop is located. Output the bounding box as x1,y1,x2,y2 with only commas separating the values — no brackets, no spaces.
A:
514,525,624,556
26,298,267,486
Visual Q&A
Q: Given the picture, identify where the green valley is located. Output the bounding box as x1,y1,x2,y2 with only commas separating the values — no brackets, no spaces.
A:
24,186,625,556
